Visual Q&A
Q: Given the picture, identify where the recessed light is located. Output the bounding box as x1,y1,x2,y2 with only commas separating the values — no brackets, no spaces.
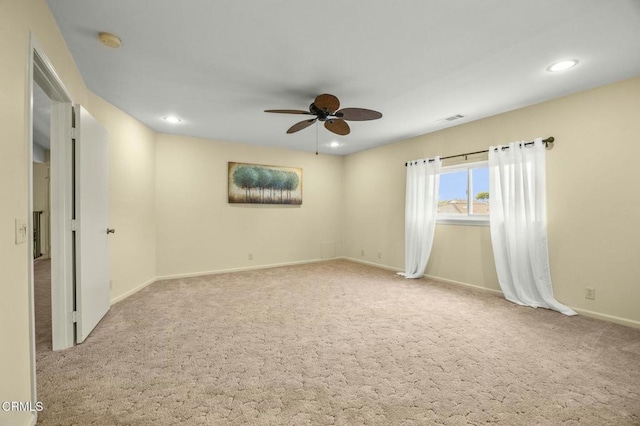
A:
330,141,340,148
163,116,182,124
547,59,578,73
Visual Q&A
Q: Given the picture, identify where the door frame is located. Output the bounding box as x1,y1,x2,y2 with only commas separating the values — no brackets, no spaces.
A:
27,34,75,416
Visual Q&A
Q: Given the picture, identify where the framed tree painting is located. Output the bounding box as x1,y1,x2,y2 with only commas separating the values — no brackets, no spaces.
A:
228,162,302,205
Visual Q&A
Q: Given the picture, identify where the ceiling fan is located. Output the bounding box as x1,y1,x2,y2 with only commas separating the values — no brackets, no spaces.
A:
265,94,382,136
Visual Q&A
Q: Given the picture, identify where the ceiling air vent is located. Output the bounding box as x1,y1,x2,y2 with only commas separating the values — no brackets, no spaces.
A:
441,114,465,122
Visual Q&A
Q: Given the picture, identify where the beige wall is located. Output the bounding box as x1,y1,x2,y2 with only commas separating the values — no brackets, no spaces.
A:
0,2,156,423
344,75,640,326
155,134,344,277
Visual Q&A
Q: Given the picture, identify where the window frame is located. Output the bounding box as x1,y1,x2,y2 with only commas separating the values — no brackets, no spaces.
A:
437,160,490,226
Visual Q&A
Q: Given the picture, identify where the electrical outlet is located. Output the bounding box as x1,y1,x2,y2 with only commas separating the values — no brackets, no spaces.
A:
377,252,382,259
585,288,595,300
248,253,253,261
360,249,365,256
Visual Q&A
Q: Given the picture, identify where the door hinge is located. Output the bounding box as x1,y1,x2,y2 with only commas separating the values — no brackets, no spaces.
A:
70,311,78,323
70,127,78,139
70,219,78,231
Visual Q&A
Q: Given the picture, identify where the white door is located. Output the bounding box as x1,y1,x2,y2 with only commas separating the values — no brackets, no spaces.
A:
74,105,111,343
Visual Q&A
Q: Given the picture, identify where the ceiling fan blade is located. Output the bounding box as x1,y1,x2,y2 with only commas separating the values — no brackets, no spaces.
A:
335,108,383,121
314,94,340,114
265,109,313,115
287,118,317,134
324,119,350,136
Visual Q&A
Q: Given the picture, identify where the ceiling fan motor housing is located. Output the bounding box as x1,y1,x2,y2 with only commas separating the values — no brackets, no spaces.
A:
309,103,330,121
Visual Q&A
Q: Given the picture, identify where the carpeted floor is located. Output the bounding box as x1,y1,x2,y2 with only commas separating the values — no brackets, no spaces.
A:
34,258,53,353
35,259,640,425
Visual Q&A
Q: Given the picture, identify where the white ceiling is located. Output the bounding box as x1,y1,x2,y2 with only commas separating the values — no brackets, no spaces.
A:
46,0,640,155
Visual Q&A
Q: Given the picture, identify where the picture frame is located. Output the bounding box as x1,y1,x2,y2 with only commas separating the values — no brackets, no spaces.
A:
228,162,303,205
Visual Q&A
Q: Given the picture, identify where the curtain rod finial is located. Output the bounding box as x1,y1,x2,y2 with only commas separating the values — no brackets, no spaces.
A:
544,136,555,148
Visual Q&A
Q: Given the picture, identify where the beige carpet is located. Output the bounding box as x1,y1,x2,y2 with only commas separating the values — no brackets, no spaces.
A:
35,259,640,425
34,258,53,353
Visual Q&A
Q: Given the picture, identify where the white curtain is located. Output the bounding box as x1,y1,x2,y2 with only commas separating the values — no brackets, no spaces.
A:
489,138,576,315
402,157,441,278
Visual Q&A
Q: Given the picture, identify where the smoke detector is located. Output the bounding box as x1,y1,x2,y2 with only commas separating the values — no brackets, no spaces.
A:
98,32,122,48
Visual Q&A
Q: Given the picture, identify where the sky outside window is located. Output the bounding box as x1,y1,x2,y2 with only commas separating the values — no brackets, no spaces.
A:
438,167,490,216
439,170,467,201
471,168,489,201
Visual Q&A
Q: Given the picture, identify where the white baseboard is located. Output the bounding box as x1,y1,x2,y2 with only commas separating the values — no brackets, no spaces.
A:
156,257,336,281
423,275,640,329
570,307,640,329
110,276,157,305
423,274,504,296
340,256,402,272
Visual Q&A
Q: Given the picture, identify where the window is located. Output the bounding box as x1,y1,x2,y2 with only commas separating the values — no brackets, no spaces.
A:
438,161,489,225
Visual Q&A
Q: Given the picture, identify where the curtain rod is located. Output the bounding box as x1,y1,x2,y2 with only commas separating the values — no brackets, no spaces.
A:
404,137,555,166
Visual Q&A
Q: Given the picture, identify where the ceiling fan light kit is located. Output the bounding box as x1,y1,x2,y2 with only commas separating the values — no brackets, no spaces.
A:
265,93,382,137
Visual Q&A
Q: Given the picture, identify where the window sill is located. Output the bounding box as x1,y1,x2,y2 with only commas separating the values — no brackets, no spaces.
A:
437,216,489,227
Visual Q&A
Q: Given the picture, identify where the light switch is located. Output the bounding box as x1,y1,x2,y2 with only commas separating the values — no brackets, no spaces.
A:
15,218,27,245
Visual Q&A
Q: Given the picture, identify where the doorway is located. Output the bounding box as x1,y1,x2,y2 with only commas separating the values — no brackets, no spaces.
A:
32,78,53,352
28,36,113,420
28,35,75,417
